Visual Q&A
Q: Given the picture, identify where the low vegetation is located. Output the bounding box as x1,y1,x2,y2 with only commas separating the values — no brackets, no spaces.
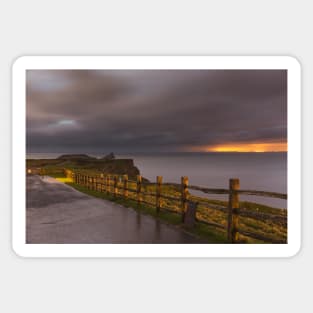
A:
65,181,228,243
27,154,140,179
28,154,287,244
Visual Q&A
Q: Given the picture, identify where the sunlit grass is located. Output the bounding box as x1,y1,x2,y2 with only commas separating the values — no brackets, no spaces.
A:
45,167,287,244
65,182,228,243
55,177,74,183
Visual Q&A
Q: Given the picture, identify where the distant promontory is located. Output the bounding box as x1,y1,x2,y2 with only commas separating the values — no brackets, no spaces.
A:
27,153,140,179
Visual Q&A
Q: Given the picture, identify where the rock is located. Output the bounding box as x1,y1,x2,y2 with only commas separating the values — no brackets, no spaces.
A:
57,154,96,160
101,152,115,161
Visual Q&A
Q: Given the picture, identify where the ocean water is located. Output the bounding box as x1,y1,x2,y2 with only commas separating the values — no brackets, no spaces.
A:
27,152,287,209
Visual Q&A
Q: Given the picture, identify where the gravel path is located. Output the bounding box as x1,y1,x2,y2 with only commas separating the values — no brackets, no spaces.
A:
26,175,203,244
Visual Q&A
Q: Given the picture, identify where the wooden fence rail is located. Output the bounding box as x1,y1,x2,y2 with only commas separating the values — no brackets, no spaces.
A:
66,168,287,244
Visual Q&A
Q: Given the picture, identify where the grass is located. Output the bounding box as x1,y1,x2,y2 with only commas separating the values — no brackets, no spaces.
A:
141,183,287,243
79,181,286,243
64,179,287,244
40,164,287,244
55,177,74,183
27,157,140,179
66,181,228,243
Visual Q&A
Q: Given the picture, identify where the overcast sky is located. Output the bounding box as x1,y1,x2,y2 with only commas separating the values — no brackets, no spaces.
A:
26,69,287,153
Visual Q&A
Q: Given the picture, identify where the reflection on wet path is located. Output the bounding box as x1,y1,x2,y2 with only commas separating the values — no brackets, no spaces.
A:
27,175,204,244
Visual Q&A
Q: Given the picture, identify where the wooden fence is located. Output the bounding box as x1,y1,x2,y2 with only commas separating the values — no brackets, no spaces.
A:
65,169,287,244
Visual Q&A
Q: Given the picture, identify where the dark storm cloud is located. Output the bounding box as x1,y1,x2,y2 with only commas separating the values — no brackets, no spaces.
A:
26,69,287,153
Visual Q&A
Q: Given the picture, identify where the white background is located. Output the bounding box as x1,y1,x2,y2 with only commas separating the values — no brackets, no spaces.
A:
0,1,311,312
12,56,301,258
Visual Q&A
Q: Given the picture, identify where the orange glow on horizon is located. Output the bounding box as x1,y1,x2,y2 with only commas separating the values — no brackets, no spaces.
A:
199,142,287,153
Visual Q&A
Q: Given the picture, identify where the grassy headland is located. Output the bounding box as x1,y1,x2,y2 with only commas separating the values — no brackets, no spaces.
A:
26,153,140,179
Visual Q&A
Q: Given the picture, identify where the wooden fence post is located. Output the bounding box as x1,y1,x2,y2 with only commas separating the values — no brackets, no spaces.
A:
106,175,110,194
113,176,118,197
227,178,240,243
97,175,100,191
181,176,189,219
103,175,106,192
137,175,142,205
183,201,198,227
100,174,104,192
156,176,163,213
123,175,128,199
96,176,99,191
95,176,98,191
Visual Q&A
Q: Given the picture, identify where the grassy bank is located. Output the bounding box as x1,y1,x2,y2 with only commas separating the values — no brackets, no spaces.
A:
58,176,286,244
65,181,228,243
37,157,286,244
27,156,140,179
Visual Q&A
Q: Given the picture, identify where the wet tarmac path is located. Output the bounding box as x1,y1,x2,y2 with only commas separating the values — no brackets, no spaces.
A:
26,175,203,244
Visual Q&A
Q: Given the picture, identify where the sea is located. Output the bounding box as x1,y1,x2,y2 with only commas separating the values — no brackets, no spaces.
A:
27,152,287,209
